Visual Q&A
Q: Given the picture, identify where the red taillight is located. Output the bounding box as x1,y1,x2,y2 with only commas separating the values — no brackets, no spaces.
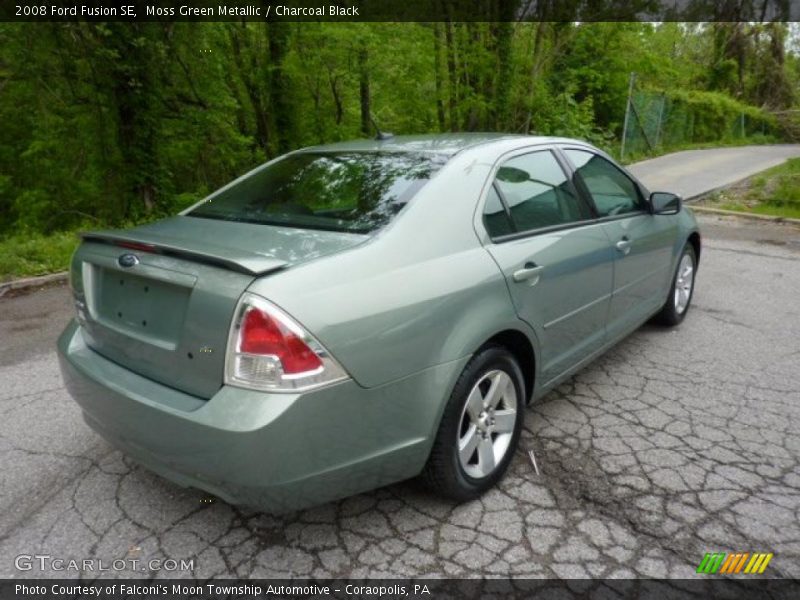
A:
240,306,323,373
226,293,347,391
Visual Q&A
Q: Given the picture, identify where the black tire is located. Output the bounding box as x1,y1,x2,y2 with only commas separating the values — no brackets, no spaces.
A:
421,345,525,501
654,243,697,327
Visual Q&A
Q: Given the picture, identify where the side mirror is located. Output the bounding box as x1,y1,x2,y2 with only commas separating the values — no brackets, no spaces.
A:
650,191,681,215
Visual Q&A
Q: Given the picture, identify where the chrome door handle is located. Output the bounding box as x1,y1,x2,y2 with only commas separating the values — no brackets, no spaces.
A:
616,238,631,255
512,263,544,284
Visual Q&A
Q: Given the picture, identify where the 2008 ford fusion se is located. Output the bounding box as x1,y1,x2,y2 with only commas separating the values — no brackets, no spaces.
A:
58,134,700,511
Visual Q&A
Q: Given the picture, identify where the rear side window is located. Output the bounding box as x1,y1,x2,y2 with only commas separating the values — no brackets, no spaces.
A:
564,149,645,217
482,186,514,238
189,152,444,234
484,150,590,236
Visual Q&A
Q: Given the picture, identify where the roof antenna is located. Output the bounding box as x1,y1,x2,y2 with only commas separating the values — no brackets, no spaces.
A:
369,113,393,141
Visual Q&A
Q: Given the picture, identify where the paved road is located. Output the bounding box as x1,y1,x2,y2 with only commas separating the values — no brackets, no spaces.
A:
628,144,800,199
1,213,798,579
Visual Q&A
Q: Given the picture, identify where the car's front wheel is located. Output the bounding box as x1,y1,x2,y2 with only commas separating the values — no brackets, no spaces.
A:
421,346,524,501
655,243,697,326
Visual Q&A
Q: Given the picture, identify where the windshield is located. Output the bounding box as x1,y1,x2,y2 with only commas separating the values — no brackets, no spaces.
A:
188,151,444,234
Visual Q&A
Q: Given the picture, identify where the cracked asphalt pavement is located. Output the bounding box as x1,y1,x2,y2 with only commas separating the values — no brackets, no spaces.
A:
1,213,798,580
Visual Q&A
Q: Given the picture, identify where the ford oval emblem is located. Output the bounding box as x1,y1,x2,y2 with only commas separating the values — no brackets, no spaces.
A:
118,253,139,268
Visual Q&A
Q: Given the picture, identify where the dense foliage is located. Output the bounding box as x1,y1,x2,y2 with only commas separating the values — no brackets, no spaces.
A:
0,21,798,241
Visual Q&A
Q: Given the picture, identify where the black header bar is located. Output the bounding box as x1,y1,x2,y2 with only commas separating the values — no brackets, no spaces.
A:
3,0,800,22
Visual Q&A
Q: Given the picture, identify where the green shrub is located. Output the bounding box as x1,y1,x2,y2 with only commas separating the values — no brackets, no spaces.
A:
765,159,800,209
663,90,776,143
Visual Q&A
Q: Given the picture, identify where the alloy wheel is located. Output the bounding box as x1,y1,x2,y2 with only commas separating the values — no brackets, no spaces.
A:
457,369,518,479
674,252,695,314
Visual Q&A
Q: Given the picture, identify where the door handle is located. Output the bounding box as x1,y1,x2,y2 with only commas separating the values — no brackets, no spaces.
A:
512,262,544,284
616,237,632,256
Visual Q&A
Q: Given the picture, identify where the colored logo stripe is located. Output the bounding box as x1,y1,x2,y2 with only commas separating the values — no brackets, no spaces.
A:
697,553,726,573
697,552,773,575
719,553,749,574
744,553,773,574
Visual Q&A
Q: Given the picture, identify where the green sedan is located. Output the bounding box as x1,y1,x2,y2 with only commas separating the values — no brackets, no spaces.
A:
58,133,700,511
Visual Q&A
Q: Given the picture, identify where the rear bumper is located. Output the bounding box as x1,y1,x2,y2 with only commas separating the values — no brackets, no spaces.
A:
57,320,465,512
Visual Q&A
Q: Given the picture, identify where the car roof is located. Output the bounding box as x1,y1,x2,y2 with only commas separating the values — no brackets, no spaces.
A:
298,133,582,158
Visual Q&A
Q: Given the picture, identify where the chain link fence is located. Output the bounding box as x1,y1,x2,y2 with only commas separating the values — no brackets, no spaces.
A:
620,74,776,160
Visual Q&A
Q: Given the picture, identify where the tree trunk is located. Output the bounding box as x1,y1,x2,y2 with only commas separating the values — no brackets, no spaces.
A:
328,69,343,125
494,20,513,130
444,20,458,132
104,23,161,217
268,21,292,154
358,43,371,137
525,22,547,132
433,24,446,131
228,24,270,158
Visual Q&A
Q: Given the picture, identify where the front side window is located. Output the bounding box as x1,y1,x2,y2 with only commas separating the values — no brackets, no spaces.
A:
564,149,645,217
484,150,589,236
189,152,444,234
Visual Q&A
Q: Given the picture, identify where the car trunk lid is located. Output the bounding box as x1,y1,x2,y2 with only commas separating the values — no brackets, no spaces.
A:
72,216,367,399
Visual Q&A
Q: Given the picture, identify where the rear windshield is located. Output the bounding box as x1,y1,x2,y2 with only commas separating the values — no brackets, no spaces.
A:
189,151,444,234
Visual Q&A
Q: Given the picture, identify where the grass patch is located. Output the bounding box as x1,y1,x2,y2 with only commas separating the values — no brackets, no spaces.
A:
0,230,80,282
700,157,800,220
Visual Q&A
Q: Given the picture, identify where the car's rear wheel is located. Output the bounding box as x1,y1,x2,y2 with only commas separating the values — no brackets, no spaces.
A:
421,346,524,501
654,243,696,326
